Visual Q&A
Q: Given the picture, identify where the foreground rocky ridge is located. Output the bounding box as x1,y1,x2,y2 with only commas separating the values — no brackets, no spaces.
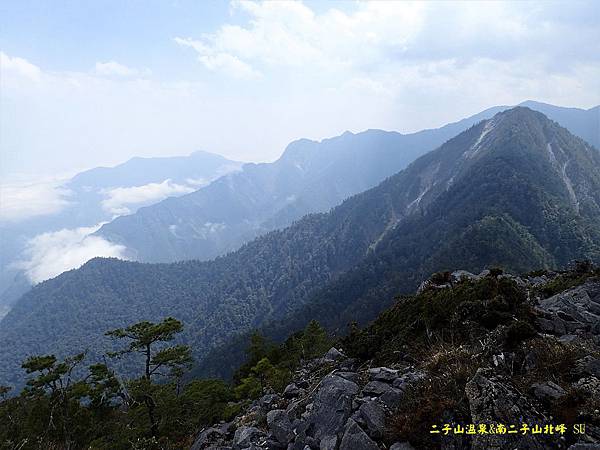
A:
192,268,600,450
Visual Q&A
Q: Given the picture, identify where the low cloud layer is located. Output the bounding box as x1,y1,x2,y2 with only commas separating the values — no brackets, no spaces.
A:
14,223,128,283
101,179,196,215
0,181,71,222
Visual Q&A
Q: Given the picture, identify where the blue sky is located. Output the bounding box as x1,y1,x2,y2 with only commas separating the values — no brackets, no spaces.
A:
0,1,334,73
1,0,600,181
2,1,230,78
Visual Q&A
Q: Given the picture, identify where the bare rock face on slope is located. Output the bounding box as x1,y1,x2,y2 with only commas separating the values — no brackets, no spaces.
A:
307,373,359,441
191,275,600,450
536,281,600,337
189,347,423,449
465,368,550,450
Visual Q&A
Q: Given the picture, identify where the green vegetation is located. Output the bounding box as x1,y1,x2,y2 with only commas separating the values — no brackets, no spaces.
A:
532,261,600,298
232,320,332,401
0,318,332,449
2,108,600,389
340,266,600,449
341,272,533,363
106,317,193,437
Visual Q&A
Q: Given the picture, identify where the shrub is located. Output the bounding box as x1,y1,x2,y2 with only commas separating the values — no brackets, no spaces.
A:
504,320,536,348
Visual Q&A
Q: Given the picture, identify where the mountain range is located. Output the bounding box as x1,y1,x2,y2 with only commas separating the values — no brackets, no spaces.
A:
93,101,600,265
2,101,597,322
1,106,599,389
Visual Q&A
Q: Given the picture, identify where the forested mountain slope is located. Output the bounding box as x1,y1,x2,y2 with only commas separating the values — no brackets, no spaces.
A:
275,106,600,335
520,100,600,149
198,106,600,377
1,107,600,389
94,102,599,265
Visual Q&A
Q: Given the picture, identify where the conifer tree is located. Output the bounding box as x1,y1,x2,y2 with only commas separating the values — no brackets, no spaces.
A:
106,317,192,436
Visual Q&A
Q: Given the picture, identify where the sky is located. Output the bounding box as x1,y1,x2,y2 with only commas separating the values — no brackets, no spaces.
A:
1,0,600,182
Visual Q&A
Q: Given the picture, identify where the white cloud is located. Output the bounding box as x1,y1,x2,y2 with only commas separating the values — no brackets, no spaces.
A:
175,2,425,77
101,179,196,215
0,51,41,82
175,37,261,79
2,1,600,181
0,181,71,222
175,1,600,94
14,223,128,283
167,1,600,138
94,61,151,78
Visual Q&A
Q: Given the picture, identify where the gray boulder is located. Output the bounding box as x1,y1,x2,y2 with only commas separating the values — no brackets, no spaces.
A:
339,419,379,450
378,387,404,409
535,281,600,336
323,347,345,361
308,374,359,440
362,380,392,396
191,426,229,450
267,409,294,444
233,426,265,449
466,368,549,450
319,435,337,450
368,367,398,382
336,371,360,383
260,393,281,408
530,381,567,402
284,383,302,398
357,400,386,438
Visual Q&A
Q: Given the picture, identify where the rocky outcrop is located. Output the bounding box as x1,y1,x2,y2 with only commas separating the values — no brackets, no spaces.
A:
339,419,379,450
465,368,550,450
191,423,232,450
266,409,293,444
233,426,267,449
308,374,359,440
530,381,567,402
190,347,423,449
191,277,600,450
535,281,600,337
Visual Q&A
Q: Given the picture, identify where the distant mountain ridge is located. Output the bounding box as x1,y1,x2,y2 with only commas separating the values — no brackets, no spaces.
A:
0,150,242,317
2,107,599,389
67,150,242,192
95,101,600,265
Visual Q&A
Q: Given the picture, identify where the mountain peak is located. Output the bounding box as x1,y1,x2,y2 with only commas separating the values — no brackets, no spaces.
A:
464,106,559,158
487,105,550,129
457,106,542,160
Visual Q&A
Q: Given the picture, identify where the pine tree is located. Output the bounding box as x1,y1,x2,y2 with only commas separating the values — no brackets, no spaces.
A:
106,317,192,437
